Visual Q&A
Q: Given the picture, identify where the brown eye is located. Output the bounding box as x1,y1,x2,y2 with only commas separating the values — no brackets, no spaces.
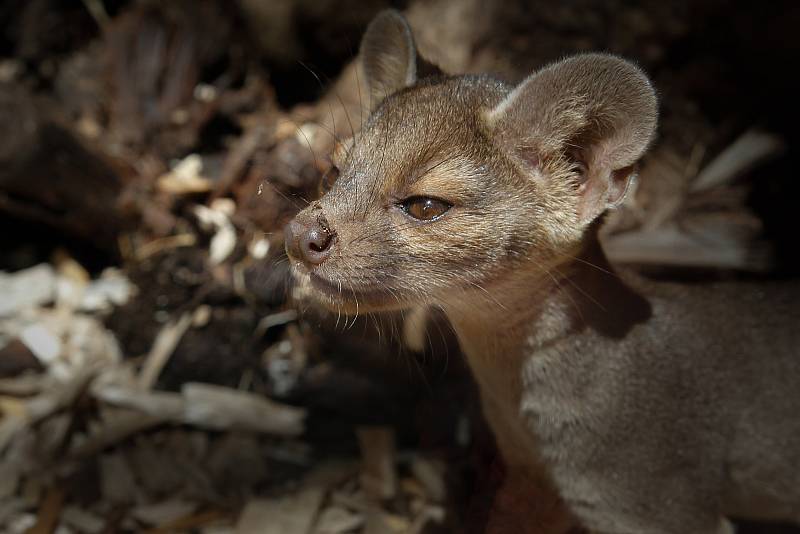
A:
320,165,340,193
401,196,451,221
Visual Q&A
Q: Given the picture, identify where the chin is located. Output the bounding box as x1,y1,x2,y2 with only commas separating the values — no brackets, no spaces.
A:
289,265,414,315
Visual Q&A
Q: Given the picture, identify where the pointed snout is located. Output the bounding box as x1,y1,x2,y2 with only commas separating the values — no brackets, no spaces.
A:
284,216,335,267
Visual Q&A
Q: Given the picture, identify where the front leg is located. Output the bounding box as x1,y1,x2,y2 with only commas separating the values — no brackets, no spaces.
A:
562,488,737,534
481,397,580,534
585,517,735,534
486,468,583,534
526,417,734,534
529,420,735,534
519,339,736,534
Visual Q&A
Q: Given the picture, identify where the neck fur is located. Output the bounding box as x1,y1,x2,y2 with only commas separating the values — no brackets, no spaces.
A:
441,228,651,403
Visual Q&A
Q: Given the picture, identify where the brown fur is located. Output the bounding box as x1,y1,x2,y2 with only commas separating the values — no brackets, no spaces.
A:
286,10,800,534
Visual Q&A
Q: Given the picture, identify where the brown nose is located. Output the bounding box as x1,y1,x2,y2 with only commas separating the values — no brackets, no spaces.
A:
284,218,334,266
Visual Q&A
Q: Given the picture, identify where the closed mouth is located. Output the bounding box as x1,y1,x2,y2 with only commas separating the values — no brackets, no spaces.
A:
308,272,392,303
288,262,407,312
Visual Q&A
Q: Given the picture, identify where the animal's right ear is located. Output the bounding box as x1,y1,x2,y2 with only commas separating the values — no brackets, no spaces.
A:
360,10,418,109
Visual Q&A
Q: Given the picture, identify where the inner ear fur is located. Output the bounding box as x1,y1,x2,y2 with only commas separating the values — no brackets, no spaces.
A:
486,53,658,223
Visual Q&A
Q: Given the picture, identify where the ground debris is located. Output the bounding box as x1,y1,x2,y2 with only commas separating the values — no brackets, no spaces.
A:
0,264,57,317
0,253,452,532
357,426,397,501
157,154,214,195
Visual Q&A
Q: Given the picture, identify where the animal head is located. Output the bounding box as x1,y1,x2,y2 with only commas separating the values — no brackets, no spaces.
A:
285,10,657,314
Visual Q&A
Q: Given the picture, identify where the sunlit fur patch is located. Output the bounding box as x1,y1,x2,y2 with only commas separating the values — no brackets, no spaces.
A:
287,75,594,315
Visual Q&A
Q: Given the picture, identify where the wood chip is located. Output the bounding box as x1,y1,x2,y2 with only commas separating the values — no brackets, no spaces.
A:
0,264,56,317
26,486,64,534
132,500,198,527
313,506,364,534
182,382,305,436
235,495,317,534
602,222,772,271
410,457,446,502
330,490,367,513
193,205,237,265
0,498,27,528
0,374,45,396
138,312,193,390
60,506,105,534
157,154,213,194
25,365,96,423
356,426,397,501
192,305,212,328
90,387,184,422
247,237,270,260
19,324,61,366
692,129,785,192
235,462,354,534
36,414,72,460
363,508,408,534
93,380,305,436
135,234,197,261
78,269,136,312
7,513,36,533
407,505,446,534
144,509,228,534
254,310,298,338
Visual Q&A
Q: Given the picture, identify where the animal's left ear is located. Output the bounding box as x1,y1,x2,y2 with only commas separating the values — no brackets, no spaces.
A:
360,10,418,109
486,54,658,225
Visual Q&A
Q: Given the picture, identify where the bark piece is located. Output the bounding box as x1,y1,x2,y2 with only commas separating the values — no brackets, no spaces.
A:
235,463,351,534
138,312,193,390
692,129,786,192
182,382,305,436
26,486,64,534
356,426,397,501
60,506,105,534
132,500,198,527
313,506,364,534
0,264,56,317
410,456,446,502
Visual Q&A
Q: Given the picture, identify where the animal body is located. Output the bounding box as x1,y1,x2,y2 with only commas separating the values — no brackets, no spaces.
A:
285,10,800,534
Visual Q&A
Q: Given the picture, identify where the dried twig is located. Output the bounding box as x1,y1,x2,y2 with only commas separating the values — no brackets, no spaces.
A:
138,312,193,390
692,129,785,192
27,486,65,534
356,426,397,501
